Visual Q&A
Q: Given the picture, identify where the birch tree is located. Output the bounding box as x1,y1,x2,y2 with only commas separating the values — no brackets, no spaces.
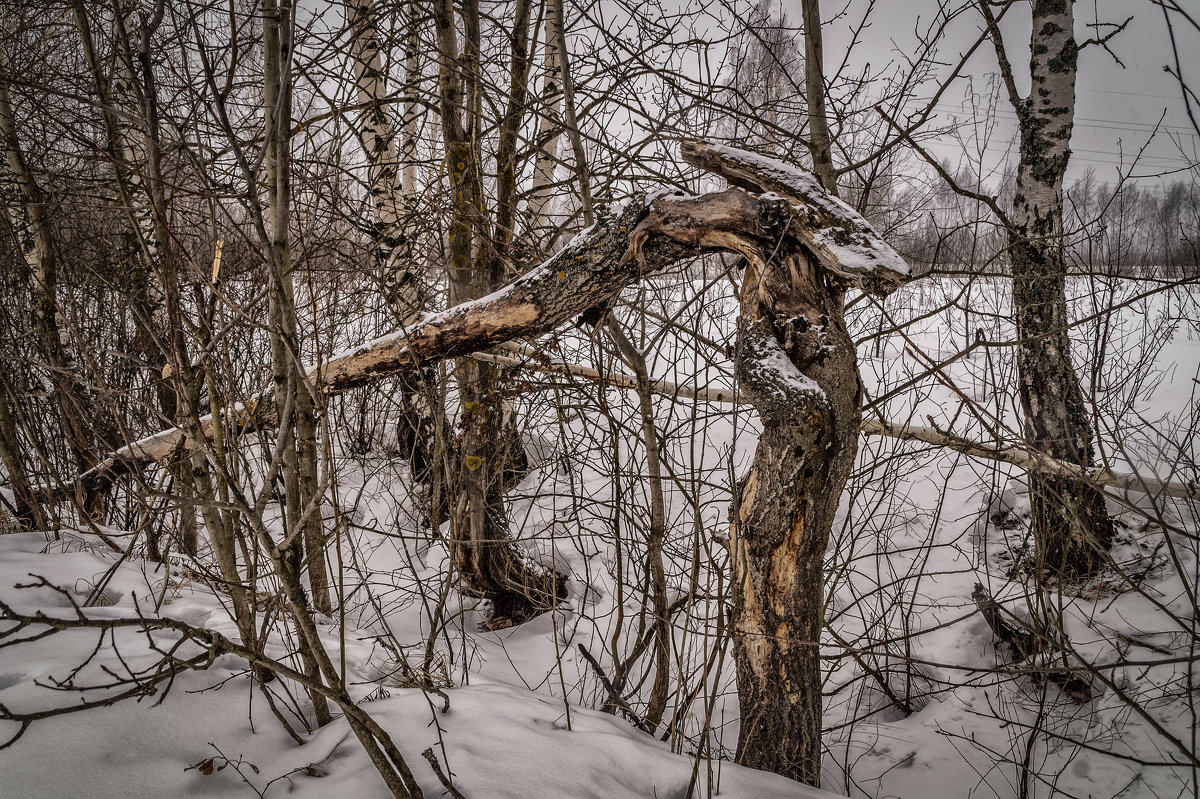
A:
0,64,115,519
979,0,1121,575
346,0,444,491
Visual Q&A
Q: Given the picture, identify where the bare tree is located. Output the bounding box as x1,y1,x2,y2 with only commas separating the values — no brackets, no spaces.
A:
0,65,116,518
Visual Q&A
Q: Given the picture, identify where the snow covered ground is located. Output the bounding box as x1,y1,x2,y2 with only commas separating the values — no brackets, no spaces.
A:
1,277,1196,798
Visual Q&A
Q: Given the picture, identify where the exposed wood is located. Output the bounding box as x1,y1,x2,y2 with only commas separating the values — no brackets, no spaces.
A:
669,143,873,786
679,141,909,294
74,140,905,788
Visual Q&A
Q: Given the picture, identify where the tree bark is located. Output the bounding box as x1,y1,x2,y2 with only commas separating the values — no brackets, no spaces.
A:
549,0,593,226
604,317,672,732
0,70,114,519
0,377,43,529
88,144,906,478
525,11,561,242
79,140,908,788
433,0,560,626
76,0,206,559
627,145,875,786
263,0,334,721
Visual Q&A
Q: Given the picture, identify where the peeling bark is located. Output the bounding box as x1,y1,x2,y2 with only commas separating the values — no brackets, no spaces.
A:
347,0,441,486
0,70,115,518
630,148,880,785
347,0,426,326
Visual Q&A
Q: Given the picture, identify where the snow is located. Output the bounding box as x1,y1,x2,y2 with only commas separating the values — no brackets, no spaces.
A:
0,530,830,799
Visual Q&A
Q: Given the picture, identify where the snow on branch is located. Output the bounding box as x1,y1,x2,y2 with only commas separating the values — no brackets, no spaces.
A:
679,141,910,294
85,162,892,486
81,196,694,485
860,419,1197,501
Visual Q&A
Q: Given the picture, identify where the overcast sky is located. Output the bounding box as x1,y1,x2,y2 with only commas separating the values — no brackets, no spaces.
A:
798,0,1200,193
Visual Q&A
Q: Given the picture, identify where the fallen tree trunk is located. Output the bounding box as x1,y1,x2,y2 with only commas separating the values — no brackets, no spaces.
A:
81,198,695,489
860,419,1197,501
477,347,1196,501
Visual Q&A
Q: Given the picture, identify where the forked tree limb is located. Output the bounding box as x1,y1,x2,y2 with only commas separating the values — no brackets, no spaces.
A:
679,141,911,294
83,143,912,491
82,193,1192,505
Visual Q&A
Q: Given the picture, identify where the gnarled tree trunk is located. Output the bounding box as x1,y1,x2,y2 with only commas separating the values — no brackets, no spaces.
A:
433,0,558,626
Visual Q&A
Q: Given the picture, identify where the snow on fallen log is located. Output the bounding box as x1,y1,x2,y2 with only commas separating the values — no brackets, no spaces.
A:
81,198,690,486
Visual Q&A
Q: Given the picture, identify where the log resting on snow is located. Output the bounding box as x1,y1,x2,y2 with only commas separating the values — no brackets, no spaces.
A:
82,144,907,490
460,349,1200,502
860,419,1197,501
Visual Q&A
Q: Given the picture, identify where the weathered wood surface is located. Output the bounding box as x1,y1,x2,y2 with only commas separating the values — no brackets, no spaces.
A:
78,140,911,788
674,143,870,784
680,140,909,293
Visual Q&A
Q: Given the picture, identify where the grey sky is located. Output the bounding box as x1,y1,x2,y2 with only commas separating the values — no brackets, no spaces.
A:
796,0,1199,192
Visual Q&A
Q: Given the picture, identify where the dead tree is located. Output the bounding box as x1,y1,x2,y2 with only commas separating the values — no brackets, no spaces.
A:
83,139,906,786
